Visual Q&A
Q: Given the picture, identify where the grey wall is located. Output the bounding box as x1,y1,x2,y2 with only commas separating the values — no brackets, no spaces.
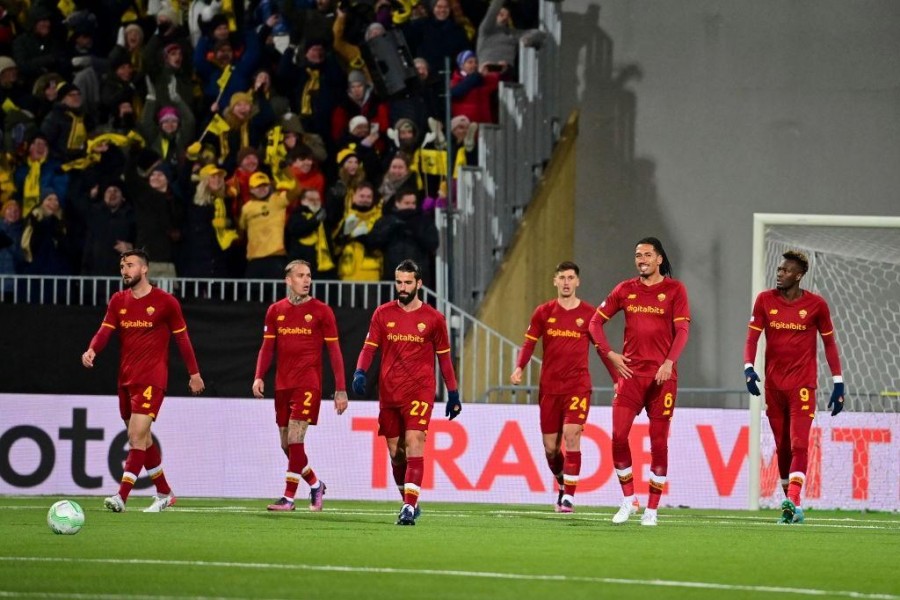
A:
560,0,900,390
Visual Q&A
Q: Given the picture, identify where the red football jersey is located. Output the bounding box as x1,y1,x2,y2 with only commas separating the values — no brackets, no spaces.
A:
595,277,691,378
100,287,190,390
520,299,596,394
364,301,452,404
746,289,836,390
261,298,340,391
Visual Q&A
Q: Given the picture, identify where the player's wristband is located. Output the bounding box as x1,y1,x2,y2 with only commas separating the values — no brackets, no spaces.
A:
833,375,843,383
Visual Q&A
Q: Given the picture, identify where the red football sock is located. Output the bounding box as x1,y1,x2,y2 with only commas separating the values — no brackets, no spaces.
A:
647,473,666,510
404,456,424,507
144,444,171,495
284,443,312,500
563,451,581,497
787,412,812,506
612,406,637,496
118,448,146,501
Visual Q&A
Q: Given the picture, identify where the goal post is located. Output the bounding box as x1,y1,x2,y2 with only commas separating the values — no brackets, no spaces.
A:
749,214,900,511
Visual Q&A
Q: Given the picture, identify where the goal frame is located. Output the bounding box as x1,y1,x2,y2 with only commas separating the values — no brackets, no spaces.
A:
748,213,900,510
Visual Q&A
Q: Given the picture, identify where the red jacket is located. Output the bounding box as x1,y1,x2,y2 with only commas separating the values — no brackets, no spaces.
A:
450,70,501,124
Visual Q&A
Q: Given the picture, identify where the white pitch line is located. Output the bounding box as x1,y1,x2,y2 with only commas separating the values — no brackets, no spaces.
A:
0,557,897,600
3,504,899,528
0,592,292,600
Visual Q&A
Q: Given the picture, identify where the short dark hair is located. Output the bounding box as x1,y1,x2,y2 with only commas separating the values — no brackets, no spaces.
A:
636,236,672,277
120,248,149,265
395,259,421,280
555,261,579,276
782,250,809,274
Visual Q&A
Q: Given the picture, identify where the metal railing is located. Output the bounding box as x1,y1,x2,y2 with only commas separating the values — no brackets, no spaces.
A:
440,0,562,314
1,274,541,403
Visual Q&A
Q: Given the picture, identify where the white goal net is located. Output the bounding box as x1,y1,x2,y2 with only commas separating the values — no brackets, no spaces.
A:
751,214,900,511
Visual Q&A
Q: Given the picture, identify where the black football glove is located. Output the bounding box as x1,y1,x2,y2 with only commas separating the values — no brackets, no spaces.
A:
445,390,461,420
744,367,761,396
352,368,366,396
828,382,845,416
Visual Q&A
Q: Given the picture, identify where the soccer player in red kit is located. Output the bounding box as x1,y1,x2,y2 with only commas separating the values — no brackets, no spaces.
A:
744,250,845,524
81,250,205,513
510,261,607,513
352,259,462,526
253,260,349,511
589,237,691,526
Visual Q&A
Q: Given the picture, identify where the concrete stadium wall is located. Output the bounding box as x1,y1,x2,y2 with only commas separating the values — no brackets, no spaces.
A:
555,0,900,392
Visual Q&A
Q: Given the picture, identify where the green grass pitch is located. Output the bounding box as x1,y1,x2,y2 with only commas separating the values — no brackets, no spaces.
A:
2,496,899,600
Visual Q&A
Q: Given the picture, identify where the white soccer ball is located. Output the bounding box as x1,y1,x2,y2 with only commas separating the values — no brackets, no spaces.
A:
47,500,85,535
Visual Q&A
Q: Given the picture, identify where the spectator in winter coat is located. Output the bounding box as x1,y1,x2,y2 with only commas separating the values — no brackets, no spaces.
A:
81,181,136,275
450,50,500,124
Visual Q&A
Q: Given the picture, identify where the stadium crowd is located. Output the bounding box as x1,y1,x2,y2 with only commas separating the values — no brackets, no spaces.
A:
0,0,545,288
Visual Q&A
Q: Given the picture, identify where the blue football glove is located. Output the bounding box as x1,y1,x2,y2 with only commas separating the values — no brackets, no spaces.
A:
744,367,761,396
445,390,461,420
828,382,845,416
352,368,366,396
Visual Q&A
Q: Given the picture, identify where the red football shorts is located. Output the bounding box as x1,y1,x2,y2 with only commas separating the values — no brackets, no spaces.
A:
378,397,433,439
118,385,165,421
274,387,322,427
765,387,818,420
613,375,678,420
538,390,591,434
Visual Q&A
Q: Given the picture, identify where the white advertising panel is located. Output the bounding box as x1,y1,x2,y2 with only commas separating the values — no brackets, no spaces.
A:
1,395,896,510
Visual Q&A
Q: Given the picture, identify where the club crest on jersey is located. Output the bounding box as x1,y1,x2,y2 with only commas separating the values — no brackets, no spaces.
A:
547,317,557,323
417,322,426,332
277,315,286,321
387,321,396,328
119,309,127,314
304,314,313,322
769,309,778,315
798,309,808,319
657,293,666,302
627,294,637,299
575,318,584,327
146,306,155,315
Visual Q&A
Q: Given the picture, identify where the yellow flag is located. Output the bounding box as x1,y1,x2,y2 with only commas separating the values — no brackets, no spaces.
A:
207,114,231,136
216,65,233,92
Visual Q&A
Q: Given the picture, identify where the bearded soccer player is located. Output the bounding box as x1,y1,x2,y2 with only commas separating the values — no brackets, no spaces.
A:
253,260,349,512
510,261,608,513
352,259,462,526
589,237,691,526
744,249,845,524
82,250,205,513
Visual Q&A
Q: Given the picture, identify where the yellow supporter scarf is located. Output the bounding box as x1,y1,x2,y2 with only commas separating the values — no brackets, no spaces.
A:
62,132,145,172
299,220,335,272
300,68,320,117
315,222,335,271
212,196,239,250
23,157,44,215
66,112,87,154
265,126,286,169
